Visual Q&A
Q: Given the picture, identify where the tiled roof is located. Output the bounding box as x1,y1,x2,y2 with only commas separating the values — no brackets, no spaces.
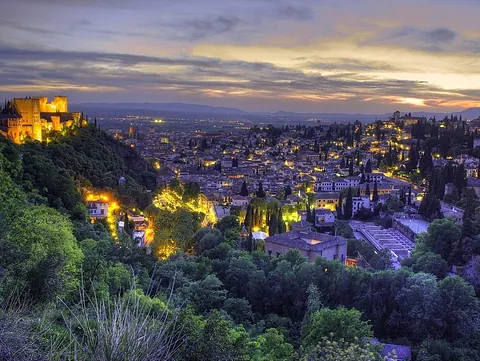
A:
315,192,339,200
291,220,313,228
266,230,346,252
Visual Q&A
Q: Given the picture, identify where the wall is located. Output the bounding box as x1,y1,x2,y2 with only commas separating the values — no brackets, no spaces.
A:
265,240,347,263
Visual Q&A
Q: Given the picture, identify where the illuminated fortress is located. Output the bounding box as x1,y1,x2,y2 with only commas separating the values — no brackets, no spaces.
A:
0,96,85,144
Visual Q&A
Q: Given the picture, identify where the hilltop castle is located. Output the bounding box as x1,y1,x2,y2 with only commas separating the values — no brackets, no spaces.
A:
0,96,85,144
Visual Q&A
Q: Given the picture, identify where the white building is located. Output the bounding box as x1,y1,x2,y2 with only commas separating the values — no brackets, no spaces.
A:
351,196,371,216
231,195,249,207
88,201,109,218
345,176,360,187
315,180,334,192
315,209,336,226
333,179,348,192
365,172,385,183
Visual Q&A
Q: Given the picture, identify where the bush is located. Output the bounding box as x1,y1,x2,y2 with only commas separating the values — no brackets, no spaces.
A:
61,285,184,361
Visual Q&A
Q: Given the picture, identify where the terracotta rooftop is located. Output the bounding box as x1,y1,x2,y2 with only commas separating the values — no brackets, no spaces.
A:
266,230,346,252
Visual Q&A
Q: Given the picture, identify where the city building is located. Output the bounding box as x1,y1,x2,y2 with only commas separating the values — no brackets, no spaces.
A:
265,230,347,263
88,200,109,219
315,192,340,211
314,209,336,227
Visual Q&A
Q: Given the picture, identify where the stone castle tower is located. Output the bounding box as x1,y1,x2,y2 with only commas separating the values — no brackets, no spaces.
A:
0,96,82,143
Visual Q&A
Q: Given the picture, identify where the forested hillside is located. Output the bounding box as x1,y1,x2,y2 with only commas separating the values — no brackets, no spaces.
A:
1,128,480,361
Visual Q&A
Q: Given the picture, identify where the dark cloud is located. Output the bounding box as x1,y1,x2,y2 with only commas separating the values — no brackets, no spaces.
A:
186,16,242,39
423,28,457,43
0,18,91,36
0,45,221,67
382,26,458,49
276,5,314,21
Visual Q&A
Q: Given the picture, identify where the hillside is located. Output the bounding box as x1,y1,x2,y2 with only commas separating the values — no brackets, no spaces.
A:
12,125,155,214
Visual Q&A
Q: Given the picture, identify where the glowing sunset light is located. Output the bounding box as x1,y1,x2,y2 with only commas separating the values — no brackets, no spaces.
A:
2,0,480,113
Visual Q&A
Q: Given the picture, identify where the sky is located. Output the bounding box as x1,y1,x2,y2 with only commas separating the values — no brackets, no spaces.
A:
2,0,480,113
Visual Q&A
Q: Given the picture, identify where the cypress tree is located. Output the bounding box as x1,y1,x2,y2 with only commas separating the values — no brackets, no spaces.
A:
240,181,249,196
284,185,292,198
366,183,371,199
246,231,253,252
306,203,313,224
360,172,366,184
253,208,259,228
337,193,344,220
244,204,253,230
419,147,433,176
344,188,353,220
407,145,418,172
349,161,354,176
256,182,266,198
124,213,130,234
365,159,372,173
373,181,379,203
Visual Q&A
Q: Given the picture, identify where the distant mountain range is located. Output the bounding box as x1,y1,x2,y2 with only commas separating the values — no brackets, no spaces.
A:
71,102,480,123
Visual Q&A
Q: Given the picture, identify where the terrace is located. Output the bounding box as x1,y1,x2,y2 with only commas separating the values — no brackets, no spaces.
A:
351,221,415,260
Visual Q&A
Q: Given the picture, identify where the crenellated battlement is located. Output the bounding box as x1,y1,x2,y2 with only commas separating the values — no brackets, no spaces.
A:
0,96,84,143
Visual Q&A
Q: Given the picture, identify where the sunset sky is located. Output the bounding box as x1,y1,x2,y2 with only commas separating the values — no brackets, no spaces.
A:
2,0,480,113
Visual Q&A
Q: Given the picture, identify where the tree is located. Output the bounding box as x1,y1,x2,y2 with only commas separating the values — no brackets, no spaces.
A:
240,181,249,197
302,338,387,361
187,275,228,313
365,159,372,174
334,220,354,238
415,218,461,264
360,172,366,184
284,185,292,198
223,298,253,325
418,192,442,221
395,273,442,343
192,228,223,254
369,249,393,270
256,182,266,198
244,203,254,231
453,163,466,194
372,181,379,203
250,329,294,361
438,276,479,342
344,188,353,220
411,252,449,278
407,145,418,172
419,147,433,177
337,193,344,220
2,205,84,302
303,307,373,349
182,309,250,361
183,182,201,202
349,161,354,176
124,213,130,234
216,215,241,234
